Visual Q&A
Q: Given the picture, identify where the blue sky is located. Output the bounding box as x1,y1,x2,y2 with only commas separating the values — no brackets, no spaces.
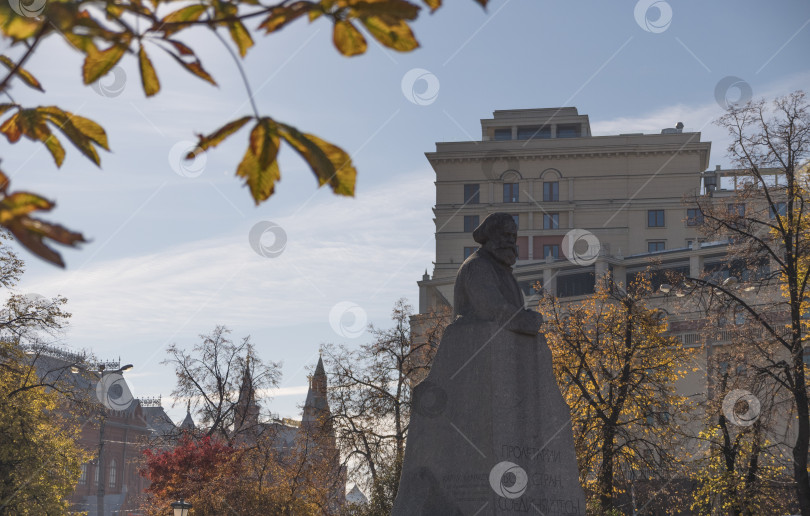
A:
3,0,809,422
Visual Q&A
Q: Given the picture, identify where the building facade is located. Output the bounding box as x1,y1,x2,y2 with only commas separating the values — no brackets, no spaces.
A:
419,106,714,313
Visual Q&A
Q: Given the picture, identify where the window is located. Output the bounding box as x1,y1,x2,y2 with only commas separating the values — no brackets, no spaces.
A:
648,210,665,227
686,208,703,226
511,214,519,228
493,128,511,140
517,126,550,140
463,184,480,204
543,213,559,229
543,245,560,260
503,183,519,203
556,124,581,138
727,203,745,217
557,272,595,298
770,202,787,219
463,215,479,233
463,246,477,260
108,460,116,489
543,181,559,201
734,310,746,325
648,241,666,253
79,464,87,485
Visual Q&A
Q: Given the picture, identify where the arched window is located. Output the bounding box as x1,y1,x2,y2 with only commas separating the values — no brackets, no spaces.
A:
500,170,522,203
108,459,117,489
79,463,87,485
540,168,562,202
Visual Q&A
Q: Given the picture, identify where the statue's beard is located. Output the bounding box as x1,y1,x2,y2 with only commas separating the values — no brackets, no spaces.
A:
491,245,517,266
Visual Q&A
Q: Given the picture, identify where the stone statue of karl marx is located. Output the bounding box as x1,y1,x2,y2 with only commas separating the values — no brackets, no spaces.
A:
454,212,544,335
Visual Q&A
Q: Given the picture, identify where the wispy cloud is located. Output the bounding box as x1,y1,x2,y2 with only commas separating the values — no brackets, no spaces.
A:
19,168,435,348
591,72,810,167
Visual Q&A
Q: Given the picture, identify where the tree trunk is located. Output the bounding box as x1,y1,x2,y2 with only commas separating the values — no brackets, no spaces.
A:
792,354,810,516
598,425,616,512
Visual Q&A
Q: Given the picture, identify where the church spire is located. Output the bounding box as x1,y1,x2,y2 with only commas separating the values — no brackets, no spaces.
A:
180,400,195,430
302,355,330,427
235,355,259,430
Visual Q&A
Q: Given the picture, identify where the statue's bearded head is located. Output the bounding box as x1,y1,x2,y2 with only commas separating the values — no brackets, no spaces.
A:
472,213,519,266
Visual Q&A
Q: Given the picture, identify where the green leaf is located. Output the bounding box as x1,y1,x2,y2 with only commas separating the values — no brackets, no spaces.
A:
0,192,53,222
39,106,109,150
236,120,281,204
227,20,253,57
38,106,108,166
359,14,418,51
83,43,127,85
160,4,208,35
279,123,356,196
0,10,42,41
138,44,160,97
259,2,314,33
0,55,44,91
42,134,65,167
333,20,367,56
191,116,253,154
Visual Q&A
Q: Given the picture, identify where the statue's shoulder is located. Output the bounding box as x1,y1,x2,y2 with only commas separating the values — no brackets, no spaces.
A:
456,250,497,286
459,249,491,268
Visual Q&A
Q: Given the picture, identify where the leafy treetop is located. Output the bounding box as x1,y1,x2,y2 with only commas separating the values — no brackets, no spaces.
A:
0,0,488,266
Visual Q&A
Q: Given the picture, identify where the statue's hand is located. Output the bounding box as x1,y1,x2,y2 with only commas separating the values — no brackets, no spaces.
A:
509,309,544,335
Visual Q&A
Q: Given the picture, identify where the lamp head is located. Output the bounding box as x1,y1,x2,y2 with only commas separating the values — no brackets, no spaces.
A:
171,499,192,516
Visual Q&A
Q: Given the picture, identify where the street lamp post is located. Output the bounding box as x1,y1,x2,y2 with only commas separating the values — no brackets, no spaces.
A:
171,499,192,516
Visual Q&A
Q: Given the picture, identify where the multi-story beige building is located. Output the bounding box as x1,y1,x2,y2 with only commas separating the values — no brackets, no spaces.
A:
418,107,721,314
414,107,792,370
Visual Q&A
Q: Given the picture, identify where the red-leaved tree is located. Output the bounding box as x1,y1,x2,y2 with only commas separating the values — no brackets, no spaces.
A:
141,435,240,515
